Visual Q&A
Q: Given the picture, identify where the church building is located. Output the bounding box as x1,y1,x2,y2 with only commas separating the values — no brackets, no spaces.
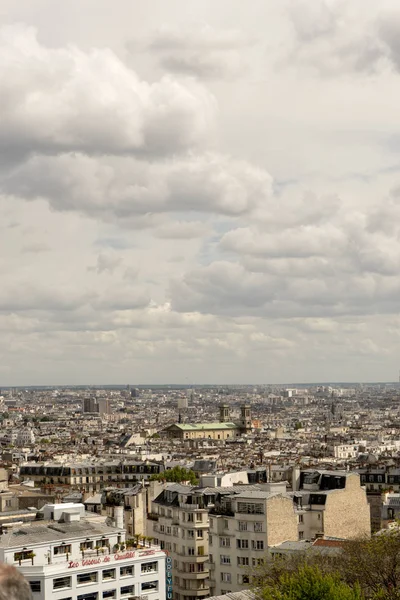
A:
160,404,252,440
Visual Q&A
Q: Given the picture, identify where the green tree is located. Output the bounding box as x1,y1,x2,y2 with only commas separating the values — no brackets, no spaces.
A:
150,466,198,485
338,531,400,600
257,565,362,600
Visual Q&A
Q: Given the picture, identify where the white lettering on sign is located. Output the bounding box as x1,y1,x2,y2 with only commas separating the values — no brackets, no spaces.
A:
166,555,173,600
67,549,155,569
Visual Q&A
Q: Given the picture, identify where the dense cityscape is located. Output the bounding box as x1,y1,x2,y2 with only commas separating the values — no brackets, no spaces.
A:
1,383,400,598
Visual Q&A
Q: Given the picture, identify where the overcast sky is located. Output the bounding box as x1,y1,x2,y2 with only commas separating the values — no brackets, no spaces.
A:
1,0,400,385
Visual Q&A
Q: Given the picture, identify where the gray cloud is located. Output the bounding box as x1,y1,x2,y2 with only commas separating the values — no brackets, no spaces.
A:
1,152,273,221
145,24,251,79
91,252,123,274
286,0,388,75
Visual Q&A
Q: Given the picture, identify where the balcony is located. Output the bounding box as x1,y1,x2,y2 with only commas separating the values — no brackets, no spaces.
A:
147,513,159,522
179,570,209,580
179,503,200,511
179,587,210,596
209,506,234,517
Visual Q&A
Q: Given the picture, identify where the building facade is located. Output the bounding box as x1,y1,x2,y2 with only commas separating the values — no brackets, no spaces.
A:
19,460,165,492
0,502,166,600
208,489,298,596
149,484,213,600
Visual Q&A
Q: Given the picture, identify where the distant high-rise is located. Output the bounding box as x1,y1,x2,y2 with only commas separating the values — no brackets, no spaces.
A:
177,397,188,410
83,397,98,414
97,398,110,416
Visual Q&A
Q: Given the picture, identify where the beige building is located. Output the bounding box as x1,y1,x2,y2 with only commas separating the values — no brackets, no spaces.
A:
295,471,370,541
208,488,298,596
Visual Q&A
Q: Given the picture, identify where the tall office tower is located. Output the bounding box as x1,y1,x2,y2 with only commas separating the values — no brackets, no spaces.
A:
83,397,98,413
97,397,110,416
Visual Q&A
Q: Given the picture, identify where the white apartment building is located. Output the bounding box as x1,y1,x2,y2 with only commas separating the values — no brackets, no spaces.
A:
0,502,166,600
208,490,298,596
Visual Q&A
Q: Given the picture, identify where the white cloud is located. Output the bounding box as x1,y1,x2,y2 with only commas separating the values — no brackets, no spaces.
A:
0,24,216,160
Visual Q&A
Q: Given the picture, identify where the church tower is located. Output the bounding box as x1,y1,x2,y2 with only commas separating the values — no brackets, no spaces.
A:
219,404,230,423
240,404,252,433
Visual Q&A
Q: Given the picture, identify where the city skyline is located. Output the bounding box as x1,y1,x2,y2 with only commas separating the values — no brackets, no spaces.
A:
1,0,400,384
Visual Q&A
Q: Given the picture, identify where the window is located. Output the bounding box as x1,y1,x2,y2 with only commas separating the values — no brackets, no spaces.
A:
252,540,264,551
220,537,230,548
252,558,264,567
317,513,321,520
120,585,134,597
102,569,116,581
223,519,229,529
198,546,205,556
187,514,194,522
54,544,72,555
196,529,203,538
254,522,263,532
80,541,94,550
237,557,249,566
196,513,203,522
103,592,116,600
237,502,264,514
237,539,249,549
187,530,194,538
14,550,34,562
141,561,158,574
238,574,250,585
239,521,248,531
141,581,159,592
120,566,134,577
220,555,231,564
77,572,98,585
53,577,72,590
188,547,195,556
221,573,232,583
29,581,41,593
78,594,98,600
298,515,303,523
209,518,214,527
299,531,304,540
209,535,213,545
166,526,171,535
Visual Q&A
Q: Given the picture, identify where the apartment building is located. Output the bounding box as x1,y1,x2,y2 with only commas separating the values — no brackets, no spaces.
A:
0,502,166,600
208,489,298,596
19,460,165,492
84,482,164,538
149,484,214,600
295,471,370,540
